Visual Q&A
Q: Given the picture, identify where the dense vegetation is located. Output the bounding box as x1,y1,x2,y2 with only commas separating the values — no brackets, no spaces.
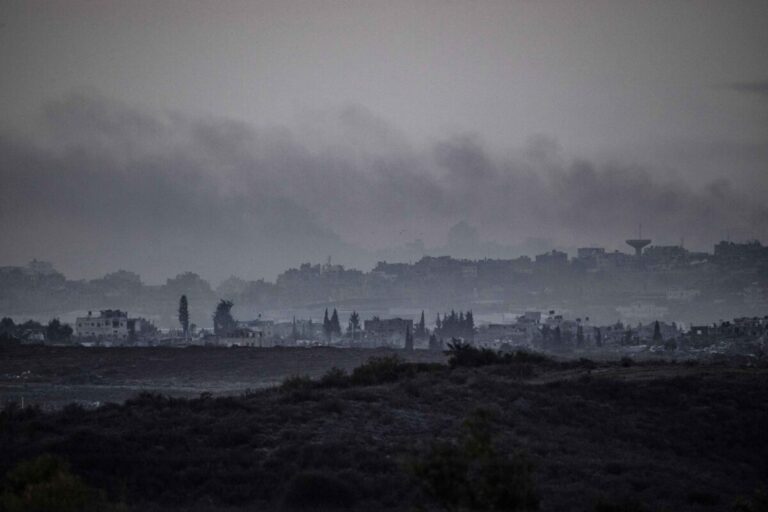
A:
1,346,767,511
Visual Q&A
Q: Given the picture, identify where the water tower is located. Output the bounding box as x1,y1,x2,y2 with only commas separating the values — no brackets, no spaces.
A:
626,238,651,257
626,224,651,257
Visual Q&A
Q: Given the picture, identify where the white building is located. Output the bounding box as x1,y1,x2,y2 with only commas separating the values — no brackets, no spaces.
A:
75,310,129,341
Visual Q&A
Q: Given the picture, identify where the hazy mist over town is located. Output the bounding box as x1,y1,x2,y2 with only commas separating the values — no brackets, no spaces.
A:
1,2,768,512
2,1,767,282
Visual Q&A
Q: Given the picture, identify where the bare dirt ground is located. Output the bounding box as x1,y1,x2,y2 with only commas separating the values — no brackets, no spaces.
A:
0,345,445,409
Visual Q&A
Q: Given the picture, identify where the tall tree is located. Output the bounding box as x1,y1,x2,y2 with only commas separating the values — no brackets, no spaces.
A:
416,311,426,338
594,327,603,347
330,308,341,336
347,310,361,338
323,309,331,341
178,295,189,337
652,321,662,343
576,325,585,346
213,299,236,336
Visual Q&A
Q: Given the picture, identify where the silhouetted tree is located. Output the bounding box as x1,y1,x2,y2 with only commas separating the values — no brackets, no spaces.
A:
404,324,414,351
435,310,475,340
213,299,236,336
553,326,562,346
416,311,427,338
652,320,662,343
347,311,361,339
178,295,189,337
323,309,331,341
45,318,73,342
594,327,603,347
576,325,584,346
330,309,341,337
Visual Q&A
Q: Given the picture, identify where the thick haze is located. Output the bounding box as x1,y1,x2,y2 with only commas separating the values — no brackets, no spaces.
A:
1,1,767,283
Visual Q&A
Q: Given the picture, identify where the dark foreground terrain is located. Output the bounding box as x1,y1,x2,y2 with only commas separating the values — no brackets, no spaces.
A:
1,346,767,512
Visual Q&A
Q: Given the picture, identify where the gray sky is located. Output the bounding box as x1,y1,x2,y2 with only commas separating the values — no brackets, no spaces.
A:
1,1,767,282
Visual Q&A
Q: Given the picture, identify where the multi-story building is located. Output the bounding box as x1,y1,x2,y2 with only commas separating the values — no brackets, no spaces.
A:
75,310,129,341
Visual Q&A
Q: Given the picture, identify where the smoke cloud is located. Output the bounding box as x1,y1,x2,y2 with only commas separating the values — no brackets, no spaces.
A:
1,93,766,282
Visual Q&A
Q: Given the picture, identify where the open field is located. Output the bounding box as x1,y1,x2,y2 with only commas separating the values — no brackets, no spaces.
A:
1,346,767,511
0,345,446,409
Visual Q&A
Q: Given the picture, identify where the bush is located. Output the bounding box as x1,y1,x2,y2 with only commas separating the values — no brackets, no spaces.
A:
506,351,552,365
319,367,350,388
281,471,356,510
0,454,106,512
350,356,411,386
447,340,551,369
280,375,315,391
732,487,768,512
446,340,503,368
411,409,539,511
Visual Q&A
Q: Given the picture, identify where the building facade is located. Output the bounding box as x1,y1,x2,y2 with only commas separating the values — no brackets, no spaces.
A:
75,310,129,341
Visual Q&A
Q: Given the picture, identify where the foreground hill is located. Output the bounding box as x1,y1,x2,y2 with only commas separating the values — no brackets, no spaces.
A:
1,349,767,511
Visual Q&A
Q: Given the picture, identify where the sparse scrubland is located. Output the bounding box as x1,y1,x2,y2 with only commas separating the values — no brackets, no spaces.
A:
1,345,767,511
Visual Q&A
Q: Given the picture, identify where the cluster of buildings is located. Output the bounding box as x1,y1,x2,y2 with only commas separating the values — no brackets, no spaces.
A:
58,304,768,361
1,237,767,346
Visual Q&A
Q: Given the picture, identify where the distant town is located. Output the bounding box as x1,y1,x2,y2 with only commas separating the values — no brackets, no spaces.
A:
1,237,767,359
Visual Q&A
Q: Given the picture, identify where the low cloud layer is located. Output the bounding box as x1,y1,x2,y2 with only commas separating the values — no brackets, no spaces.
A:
1,94,767,283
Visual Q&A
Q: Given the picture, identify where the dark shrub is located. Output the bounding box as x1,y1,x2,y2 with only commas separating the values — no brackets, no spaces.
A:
350,355,410,386
281,471,356,511
446,340,502,368
411,410,539,511
0,454,105,512
620,356,634,368
319,367,350,388
280,375,315,391
506,351,552,365
732,487,768,512
447,340,551,369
